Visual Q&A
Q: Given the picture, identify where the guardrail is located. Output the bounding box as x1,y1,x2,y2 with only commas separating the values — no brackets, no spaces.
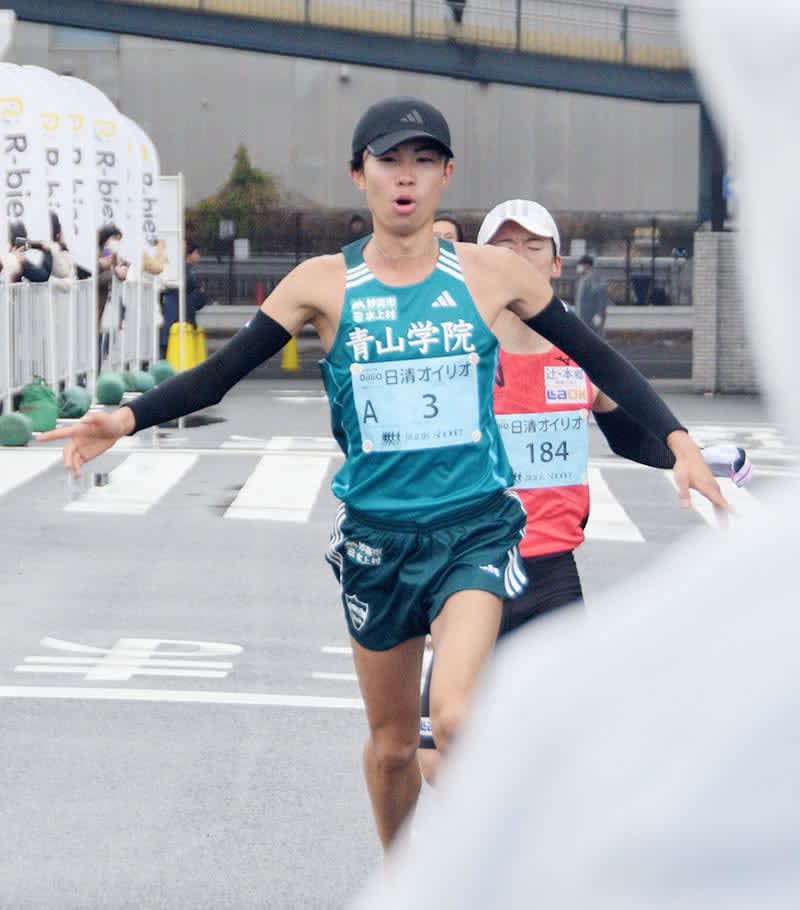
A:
1,274,161,414
107,0,687,69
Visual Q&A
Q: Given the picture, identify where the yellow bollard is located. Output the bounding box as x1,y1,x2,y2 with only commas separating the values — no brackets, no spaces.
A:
281,336,300,372
166,322,195,372
194,326,208,365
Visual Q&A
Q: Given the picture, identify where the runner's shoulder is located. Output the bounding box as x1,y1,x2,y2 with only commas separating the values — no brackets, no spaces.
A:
453,242,523,304
454,241,518,268
284,253,347,302
454,241,521,280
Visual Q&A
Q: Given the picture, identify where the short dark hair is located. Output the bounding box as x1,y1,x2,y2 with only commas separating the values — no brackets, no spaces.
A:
434,215,464,242
186,239,200,257
98,224,122,249
349,143,452,174
578,254,594,266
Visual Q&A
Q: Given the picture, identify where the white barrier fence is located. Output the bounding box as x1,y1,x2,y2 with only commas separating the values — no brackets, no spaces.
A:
1,274,161,414
99,275,161,376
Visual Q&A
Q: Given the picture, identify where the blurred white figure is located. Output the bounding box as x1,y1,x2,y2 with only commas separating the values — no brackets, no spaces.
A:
349,2,800,906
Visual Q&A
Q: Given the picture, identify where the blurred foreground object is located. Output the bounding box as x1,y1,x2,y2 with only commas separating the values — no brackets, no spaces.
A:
349,2,800,906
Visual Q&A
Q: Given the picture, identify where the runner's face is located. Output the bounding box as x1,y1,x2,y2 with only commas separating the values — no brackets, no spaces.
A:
489,221,561,282
433,219,459,242
352,140,453,234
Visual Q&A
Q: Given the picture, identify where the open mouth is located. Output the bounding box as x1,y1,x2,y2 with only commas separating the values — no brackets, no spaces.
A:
393,196,417,215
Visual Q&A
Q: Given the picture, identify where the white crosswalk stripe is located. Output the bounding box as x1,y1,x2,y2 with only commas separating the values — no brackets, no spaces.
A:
65,453,198,515
584,467,645,542
0,450,62,496
1,432,787,537
223,453,330,522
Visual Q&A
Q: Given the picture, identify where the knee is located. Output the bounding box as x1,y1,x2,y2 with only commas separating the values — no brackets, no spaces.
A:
368,727,419,774
430,699,467,754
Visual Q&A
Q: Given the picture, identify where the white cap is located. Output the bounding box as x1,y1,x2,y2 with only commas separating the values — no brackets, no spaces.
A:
477,199,560,255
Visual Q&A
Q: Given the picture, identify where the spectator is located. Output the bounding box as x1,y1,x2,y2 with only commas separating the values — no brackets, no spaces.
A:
97,224,129,327
433,215,464,242
347,213,369,242
3,224,53,283
49,213,77,289
143,238,168,277
159,239,208,357
574,254,607,337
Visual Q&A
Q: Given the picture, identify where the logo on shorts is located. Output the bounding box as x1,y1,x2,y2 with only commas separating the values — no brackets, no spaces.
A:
479,564,501,578
345,540,383,566
345,593,369,631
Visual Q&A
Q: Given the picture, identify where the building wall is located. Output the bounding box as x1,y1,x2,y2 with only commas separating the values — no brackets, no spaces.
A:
10,20,699,213
692,232,757,394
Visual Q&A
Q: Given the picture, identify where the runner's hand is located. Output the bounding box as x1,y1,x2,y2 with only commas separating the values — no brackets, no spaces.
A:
667,430,729,515
38,408,134,478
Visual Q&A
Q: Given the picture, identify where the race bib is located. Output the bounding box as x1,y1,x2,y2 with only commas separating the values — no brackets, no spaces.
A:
350,354,481,453
497,410,589,489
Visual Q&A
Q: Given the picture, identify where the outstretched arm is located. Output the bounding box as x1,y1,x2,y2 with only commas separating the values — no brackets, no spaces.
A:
493,253,727,511
38,257,327,475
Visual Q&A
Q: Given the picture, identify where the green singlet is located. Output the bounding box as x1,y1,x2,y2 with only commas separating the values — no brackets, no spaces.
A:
321,236,513,523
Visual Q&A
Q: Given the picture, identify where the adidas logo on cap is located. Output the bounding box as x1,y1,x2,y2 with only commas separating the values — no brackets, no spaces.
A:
399,109,424,124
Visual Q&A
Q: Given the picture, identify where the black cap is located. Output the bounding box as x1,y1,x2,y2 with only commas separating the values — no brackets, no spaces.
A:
352,97,453,158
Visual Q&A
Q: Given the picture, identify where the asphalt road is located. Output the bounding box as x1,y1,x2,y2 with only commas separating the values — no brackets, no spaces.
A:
0,378,795,909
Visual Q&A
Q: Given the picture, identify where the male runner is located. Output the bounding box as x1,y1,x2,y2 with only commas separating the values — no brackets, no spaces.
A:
419,199,751,781
40,97,727,849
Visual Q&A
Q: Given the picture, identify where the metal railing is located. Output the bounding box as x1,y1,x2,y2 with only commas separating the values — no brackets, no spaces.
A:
105,0,688,69
1,274,161,414
100,275,161,375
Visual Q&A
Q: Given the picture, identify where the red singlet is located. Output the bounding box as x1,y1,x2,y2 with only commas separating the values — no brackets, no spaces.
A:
494,347,595,558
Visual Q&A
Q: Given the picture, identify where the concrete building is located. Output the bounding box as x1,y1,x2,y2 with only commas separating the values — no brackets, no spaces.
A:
9,19,699,214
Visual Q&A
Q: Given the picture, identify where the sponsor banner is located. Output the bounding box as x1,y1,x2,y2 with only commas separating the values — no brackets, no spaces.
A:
61,76,125,236
22,65,75,247
119,114,143,271
0,62,49,243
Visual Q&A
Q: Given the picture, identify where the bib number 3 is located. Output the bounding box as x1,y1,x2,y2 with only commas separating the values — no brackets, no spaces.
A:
351,354,480,453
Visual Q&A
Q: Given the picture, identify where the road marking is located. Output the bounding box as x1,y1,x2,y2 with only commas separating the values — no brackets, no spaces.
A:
311,672,358,682
222,435,337,452
584,467,645,542
65,453,198,515
0,450,62,496
17,637,242,681
14,666,229,678
0,686,364,709
18,656,233,669
224,453,330,522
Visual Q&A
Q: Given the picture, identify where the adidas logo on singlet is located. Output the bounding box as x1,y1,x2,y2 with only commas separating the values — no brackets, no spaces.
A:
400,109,424,124
431,290,458,308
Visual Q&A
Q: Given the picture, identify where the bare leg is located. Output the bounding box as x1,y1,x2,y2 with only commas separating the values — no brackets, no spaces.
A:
428,589,502,756
350,635,426,849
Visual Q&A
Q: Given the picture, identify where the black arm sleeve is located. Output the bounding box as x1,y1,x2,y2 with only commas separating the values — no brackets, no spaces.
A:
127,310,291,432
594,408,676,469
525,296,686,442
